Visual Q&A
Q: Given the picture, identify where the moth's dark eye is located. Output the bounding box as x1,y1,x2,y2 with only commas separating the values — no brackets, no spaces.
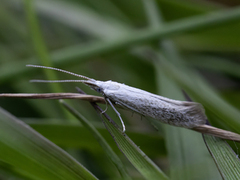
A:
96,87,102,93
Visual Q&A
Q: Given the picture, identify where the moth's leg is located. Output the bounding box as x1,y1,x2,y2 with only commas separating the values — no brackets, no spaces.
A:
101,98,108,113
106,98,126,132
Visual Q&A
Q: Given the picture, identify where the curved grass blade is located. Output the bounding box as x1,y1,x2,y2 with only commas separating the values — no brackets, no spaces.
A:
60,100,131,180
33,0,131,39
203,134,240,179
24,0,62,93
99,112,169,180
0,106,97,180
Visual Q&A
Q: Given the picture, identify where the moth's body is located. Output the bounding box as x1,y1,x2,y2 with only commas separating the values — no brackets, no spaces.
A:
94,80,206,128
27,65,207,131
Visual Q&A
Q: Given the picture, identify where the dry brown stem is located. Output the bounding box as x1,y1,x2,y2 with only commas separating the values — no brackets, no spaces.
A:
192,125,240,142
0,93,105,103
1,93,240,142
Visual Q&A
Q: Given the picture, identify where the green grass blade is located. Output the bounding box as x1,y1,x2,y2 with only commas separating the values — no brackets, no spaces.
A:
24,0,62,93
60,100,131,180
82,0,131,23
187,55,240,78
2,5,240,83
0,106,97,180
102,115,169,180
33,0,131,39
142,0,162,28
203,135,240,179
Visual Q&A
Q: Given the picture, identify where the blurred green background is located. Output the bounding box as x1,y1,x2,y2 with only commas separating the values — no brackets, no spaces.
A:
0,0,240,179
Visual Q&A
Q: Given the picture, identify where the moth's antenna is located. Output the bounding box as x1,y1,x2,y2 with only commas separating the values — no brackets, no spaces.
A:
26,65,93,80
29,80,90,83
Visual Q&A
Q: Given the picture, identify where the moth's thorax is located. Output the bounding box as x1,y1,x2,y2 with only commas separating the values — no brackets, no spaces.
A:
95,80,121,93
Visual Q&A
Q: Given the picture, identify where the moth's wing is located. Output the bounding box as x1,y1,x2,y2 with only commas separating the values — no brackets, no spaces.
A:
114,100,143,115
182,102,207,126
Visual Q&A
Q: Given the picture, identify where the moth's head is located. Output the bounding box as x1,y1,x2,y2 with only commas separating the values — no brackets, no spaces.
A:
83,80,103,94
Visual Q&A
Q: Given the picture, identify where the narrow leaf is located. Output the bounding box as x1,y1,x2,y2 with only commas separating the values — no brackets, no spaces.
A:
203,134,240,179
0,106,97,180
101,114,169,180
60,100,131,180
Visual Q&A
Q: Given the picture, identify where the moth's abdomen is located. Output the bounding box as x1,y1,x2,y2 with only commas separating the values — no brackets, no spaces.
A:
153,103,207,128
134,98,206,128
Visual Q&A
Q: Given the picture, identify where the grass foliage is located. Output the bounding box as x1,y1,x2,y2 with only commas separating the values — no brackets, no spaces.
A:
0,0,240,179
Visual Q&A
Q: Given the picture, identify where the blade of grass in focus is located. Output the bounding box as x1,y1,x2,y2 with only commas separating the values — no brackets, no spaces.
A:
97,109,169,180
0,106,97,180
60,100,131,180
203,134,240,179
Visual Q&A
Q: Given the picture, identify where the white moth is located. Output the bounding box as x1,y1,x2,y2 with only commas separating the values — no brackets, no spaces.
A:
27,65,207,132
